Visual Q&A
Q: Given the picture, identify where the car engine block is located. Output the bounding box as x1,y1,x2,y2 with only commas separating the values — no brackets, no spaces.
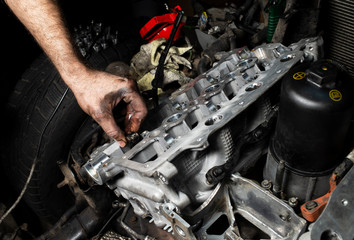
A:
80,37,347,240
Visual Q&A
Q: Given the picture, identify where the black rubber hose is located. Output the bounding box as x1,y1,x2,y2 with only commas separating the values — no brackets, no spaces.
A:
197,36,236,74
35,206,78,240
152,9,184,106
35,207,102,240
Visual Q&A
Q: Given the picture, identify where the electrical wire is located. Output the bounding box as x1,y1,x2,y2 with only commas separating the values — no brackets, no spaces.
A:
92,207,124,240
0,87,69,225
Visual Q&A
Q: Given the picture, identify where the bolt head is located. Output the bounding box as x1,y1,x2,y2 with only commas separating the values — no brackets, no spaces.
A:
288,197,298,207
261,179,272,189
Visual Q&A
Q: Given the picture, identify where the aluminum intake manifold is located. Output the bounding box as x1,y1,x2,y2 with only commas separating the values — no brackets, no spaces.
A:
81,38,321,239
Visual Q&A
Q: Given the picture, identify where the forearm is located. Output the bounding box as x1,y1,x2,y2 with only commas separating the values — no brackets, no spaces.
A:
6,0,148,143
5,0,86,89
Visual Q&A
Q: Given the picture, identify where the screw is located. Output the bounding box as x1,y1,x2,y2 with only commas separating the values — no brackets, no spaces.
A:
341,199,349,207
158,173,167,184
261,179,272,190
279,214,291,221
112,200,120,208
175,225,186,237
126,132,140,145
288,197,298,207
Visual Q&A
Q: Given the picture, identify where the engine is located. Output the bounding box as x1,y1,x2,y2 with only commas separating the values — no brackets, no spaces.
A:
79,37,354,240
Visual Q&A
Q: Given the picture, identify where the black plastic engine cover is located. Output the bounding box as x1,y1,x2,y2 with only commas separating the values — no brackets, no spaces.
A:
271,60,354,175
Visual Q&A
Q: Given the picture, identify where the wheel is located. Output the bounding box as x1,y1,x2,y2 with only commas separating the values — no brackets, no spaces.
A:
3,28,140,223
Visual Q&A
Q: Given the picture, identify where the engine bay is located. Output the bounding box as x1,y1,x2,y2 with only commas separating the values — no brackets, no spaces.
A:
1,1,354,240
67,37,354,240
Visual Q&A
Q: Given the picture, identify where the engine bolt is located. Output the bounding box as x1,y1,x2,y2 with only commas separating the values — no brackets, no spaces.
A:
279,214,291,222
175,225,186,237
159,174,167,183
261,179,272,190
288,197,298,207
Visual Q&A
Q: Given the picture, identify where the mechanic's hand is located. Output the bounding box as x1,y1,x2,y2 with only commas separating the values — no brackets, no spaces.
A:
70,69,147,147
4,0,147,147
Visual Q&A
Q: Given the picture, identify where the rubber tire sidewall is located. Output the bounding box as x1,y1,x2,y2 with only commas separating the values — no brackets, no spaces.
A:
4,40,139,223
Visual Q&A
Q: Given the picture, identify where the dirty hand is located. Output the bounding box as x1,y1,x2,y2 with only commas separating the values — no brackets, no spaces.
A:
69,69,147,147
4,0,147,147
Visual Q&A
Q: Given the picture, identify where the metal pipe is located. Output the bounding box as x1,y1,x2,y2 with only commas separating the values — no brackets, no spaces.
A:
273,160,285,196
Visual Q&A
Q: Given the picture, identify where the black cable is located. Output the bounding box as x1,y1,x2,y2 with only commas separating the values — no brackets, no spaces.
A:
151,9,184,107
0,87,70,224
92,207,124,239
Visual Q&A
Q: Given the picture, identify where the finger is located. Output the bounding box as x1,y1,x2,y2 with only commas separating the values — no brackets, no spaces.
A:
124,93,148,133
92,110,127,147
125,110,145,133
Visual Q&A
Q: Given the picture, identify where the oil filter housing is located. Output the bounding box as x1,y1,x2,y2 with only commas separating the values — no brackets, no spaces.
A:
264,60,354,202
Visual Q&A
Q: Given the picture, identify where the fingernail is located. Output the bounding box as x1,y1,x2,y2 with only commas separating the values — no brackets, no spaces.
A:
118,140,126,148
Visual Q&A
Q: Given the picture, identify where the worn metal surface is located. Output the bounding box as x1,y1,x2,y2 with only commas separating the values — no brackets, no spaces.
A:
229,174,306,240
310,166,354,240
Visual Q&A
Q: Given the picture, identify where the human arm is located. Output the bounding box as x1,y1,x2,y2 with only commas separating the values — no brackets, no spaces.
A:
5,0,147,146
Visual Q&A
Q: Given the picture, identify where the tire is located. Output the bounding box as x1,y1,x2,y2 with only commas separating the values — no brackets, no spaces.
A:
4,38,139,223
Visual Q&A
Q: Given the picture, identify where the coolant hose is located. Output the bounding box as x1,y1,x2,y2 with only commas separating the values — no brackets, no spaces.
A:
197,36,236,74
266,0,286,43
